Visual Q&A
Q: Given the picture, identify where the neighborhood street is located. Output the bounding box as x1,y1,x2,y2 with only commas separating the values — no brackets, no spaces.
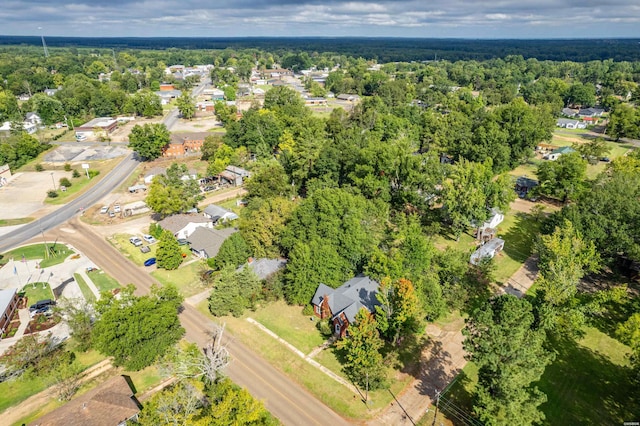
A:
31,218,351,426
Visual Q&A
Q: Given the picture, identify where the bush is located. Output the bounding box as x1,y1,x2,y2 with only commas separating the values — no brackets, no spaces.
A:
302,304,314,316
72,169,80,178
148,223,163,239
316,319,333,337
35,164,44,172
59,177,72,188
47,190,58,198
88,170,100,179
64,163,71,171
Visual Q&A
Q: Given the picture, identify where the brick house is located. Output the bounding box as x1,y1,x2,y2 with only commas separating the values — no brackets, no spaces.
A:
163,133,209,157
0,288,20,335
311,275,380,338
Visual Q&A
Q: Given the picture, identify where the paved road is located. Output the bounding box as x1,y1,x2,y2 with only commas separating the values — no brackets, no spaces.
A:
32,218,350,426
0,152,140,254
163,77,210,131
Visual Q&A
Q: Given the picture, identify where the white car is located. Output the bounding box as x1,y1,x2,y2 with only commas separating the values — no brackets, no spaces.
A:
142,234,157,244
100,206,109,214
113,204,121,213
129,237,143,247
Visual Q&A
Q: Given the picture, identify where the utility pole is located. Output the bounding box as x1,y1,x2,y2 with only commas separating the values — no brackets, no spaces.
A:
431,389,440,426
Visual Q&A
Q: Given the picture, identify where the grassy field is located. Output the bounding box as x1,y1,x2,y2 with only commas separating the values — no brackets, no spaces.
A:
151,261,206,297
21,282,54,303
1,243,73,268
45,158,120,205
443,326,637,425
73,273,96,302
0,217,34,227
126,364,164,395
86,269,121,293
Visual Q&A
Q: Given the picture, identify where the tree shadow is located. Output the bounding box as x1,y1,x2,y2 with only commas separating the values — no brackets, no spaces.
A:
538,335,639,425
412,338,461,401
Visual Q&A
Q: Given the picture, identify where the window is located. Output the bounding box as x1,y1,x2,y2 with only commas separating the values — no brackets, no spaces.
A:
314,304,320,314
335,323,340,335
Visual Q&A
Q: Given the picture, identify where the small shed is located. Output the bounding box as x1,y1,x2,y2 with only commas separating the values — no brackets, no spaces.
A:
470,238,505,265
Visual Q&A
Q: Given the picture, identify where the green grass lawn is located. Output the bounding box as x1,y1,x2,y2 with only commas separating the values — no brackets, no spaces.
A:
110,234,191,267
444,326,638,426
151,261,206,297
250,300,325,354
73,273,96,302
126,365,164,396
0,217,34,227
86,270,121,293
1,243,73,268
21,282,54,304
45,158,120,205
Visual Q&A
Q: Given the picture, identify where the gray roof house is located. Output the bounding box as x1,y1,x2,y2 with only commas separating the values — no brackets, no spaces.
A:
238,258,287,280
157,214,212,239
311,275,380,337
186,227,237,259
203,204,239,223
470,238,505,265
556,118,586,129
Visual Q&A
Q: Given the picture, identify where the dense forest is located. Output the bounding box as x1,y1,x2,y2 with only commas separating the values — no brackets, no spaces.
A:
2,36,640,62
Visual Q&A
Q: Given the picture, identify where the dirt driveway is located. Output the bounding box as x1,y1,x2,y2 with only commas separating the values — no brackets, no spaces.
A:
0,171,68,219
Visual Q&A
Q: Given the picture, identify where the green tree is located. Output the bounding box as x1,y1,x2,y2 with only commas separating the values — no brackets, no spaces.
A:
212,232,252,269
534,220,601,335
128,123,170,160
176,91,196,119
239,197,296,258
137,379,205,425
57,298,94,352
337,309,387,391
463,295,553,426
208,266,262,317
536,152,587,202
617,312,640,382
375,278,421,343
607,103,640,141
203,378,277,425
146,163,203,217
92,284,184,370
573,138,611,164
156,229,183,270
244,160,291,200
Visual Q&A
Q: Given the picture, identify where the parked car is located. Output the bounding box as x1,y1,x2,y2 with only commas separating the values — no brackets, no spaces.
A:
600,157,611,162
29,299,56,311
203,186,217,192
109,211,116,218
30,306,51,318
113,204,121,213
142,234,157,244
177,239,189,246
129,237,143,247
144,257,157,267
140,245,151,254
100,206,109,214
86,266,98,272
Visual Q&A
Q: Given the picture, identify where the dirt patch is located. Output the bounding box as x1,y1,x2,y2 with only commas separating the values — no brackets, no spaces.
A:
43,144,128,163
109,117,164,143
171,114,224,133
0,171,70,219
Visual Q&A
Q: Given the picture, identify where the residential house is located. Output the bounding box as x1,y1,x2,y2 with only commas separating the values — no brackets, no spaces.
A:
186,226,237,259
203,204,239,223
159,83,175,91
311,275,380,338
25,112,42,126
561,107,578,117
536,143,558,154
252,87,266,96
578,108,604,118
238,258,287,280
476,208,504,242
143,167,166,184
157,214,213,239
18,94,31,101
336,94,361,102
211,89,225,101
30,375,141,426
155,90,182,105
0,121,36,135
515,176,538,197
546,146,576,161
43,88,58,96
556,118,586,129
0,288,19,336
75,117,117,140
470,238,505,266
218,165,251,187
163,133,208,157
304,97,327,106
196,101,215,112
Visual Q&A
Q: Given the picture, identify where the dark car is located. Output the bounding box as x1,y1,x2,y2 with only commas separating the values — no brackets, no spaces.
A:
600,157,611,162
29,299,56,311
144,257,157,267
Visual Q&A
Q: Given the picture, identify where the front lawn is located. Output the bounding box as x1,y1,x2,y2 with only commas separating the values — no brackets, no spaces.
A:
73,273,96,302
86,270,121,293
1,243,73,268
151,261,206,297
21,282,54,304
109,234,190,267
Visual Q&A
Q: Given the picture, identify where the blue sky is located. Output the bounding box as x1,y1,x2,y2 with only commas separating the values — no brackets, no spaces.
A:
1,0,639,38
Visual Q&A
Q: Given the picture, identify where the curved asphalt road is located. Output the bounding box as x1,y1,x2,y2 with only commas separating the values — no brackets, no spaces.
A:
0,152,139,253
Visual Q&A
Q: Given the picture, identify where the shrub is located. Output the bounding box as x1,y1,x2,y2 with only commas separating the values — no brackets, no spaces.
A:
59,177,72,188
88,170,100,179
316,319,333,337
302,304,314,316
148,223,163,239
47,190,58,198
64,163,71,171
35,164,44,172
72,169,80,178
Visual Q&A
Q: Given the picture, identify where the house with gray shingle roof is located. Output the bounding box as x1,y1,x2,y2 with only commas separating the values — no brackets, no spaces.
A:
311,275,380,338
203,204,239,223
157,214,212,239
238,258,287,280
186,227,237,259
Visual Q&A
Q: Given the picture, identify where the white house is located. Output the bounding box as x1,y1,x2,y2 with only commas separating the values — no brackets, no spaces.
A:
25,112,42,126
157,214,213,240
556,118,586,129
470,238,505,265
546,146,576,161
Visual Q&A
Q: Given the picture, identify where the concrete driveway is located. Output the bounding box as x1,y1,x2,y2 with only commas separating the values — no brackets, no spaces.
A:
0,171,67,219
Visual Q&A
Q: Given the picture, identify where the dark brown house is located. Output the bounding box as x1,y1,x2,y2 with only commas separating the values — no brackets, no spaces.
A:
0,288,19,335
311,275,380,338
30,375,141,426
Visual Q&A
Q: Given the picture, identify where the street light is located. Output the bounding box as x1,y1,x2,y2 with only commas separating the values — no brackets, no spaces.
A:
50,172,56,191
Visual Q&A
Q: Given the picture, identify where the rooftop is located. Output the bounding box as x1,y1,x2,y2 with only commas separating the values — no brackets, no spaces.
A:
77,117,116,129
186,226,237,258
0,288,17,316
311,275,380,324
238,258,287,280
158,214,211,234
